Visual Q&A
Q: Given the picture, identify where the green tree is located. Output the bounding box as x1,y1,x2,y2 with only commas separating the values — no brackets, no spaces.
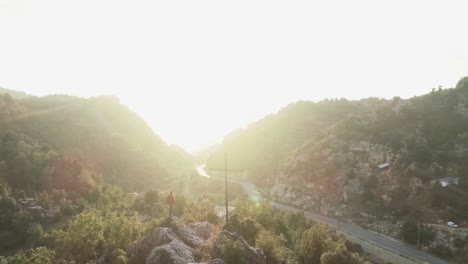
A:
400,221,418,244
103,213,143,258
320,243,367,264
0,247,55,264
400,222,434,246
255,229,287,264
430,245,454,259
296,224,338,263
228,214,260,245
295,224,367,264
52,212,104,263
27,223,44,247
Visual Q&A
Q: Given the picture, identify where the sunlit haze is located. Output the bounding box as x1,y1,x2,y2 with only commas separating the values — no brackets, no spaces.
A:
1,0,467,152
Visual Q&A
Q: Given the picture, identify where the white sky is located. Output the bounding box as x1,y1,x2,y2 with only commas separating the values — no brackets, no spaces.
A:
1,0,467,152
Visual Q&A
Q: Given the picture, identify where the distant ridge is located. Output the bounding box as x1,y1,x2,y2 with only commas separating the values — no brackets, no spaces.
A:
0,87,30,99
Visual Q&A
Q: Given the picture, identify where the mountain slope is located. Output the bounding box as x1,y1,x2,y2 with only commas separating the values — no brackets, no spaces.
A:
207,77,468,223
0,87,30,99
0,92,193,192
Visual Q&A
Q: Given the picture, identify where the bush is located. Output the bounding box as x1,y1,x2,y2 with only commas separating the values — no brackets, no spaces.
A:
295,224,367,264
227,214,260,245
296,224,336,263
345,240,364,255
143,189,158,204
27,223,44,247
430,245,454,259
223,240,246,264
320,243,366,264
103,213,143,257
255,229,287,264
0,247,55,264
51,212,105,263
453,237,466,248
400,221,418,244
400,222,434,246
172,194,187,217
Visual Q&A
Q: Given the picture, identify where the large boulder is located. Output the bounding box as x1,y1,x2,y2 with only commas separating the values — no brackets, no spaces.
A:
146,243,195,264
212,230,266,264
129,227,195,264
177,221,216,248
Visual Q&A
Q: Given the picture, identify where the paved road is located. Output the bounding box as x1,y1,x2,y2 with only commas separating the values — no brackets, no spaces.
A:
197,165,451,264
271,202,450,264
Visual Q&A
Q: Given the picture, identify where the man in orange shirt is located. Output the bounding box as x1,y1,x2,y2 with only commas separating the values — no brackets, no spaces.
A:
167,191,175,217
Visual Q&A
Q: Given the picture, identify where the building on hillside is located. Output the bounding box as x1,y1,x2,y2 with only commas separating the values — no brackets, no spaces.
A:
377,163,390,169
430,177,459,187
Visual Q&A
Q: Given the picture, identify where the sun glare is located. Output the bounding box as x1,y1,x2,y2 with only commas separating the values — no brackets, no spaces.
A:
1,0,467,152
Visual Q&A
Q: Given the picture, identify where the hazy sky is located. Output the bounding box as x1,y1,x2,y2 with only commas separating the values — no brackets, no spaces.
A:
1,1,467,152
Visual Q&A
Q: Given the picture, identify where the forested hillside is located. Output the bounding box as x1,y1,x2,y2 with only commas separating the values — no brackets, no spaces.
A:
0,93,193,192
0,90,196,260
207,77,468,224
0,89,370,264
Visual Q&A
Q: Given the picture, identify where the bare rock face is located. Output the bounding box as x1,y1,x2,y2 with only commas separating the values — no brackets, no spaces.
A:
177,221,216,248
270,183,321,211
128,223,262,264
212,230,266,264
146,243,195,264
128,227,195,264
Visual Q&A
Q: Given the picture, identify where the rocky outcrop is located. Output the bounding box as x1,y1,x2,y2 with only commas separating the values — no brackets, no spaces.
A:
212,230,266,264
270,140,414,217
128,227,195,264
146,243,195,264
361,221,404,238
128,222,264,264
427,228,468,255
270,183,321,211
177,221,216,248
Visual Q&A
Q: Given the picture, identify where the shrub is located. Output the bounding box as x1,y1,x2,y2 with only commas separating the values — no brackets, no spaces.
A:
255,229,287,264
223,240,246,264
430,245,454,259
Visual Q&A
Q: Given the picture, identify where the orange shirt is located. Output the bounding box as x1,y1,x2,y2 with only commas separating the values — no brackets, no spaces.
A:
167,194,175,205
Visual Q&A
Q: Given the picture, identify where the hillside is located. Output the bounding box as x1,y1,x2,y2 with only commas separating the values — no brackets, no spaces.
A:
0,87,30,99
0,92,193,192
0,90,370,264
0,90,197,257
207,77,468,224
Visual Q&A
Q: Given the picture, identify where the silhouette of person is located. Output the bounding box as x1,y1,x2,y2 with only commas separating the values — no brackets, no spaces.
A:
167,191,175,216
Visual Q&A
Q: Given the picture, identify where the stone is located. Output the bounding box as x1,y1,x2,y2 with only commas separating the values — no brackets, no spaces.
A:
177,221,216,248
128,227,195,264
212,230,266,264
146,243,195,264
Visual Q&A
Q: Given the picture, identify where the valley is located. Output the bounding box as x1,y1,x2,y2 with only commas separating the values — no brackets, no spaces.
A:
1,79,468,263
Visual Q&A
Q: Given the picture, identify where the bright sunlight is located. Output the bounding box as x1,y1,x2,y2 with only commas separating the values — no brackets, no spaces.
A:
1,0,467,153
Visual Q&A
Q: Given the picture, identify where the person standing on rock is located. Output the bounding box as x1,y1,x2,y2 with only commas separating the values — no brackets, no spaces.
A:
167,191,175,217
